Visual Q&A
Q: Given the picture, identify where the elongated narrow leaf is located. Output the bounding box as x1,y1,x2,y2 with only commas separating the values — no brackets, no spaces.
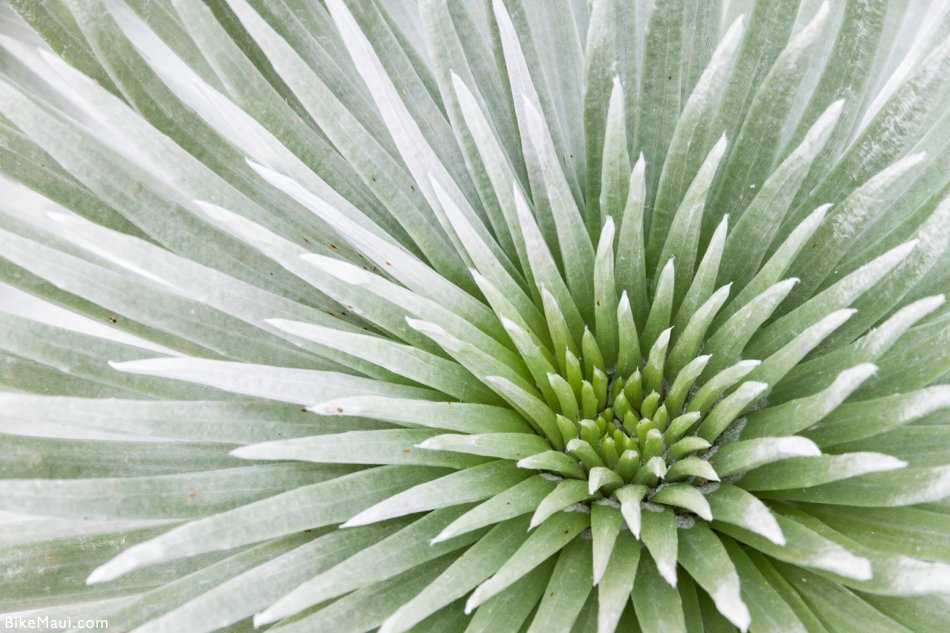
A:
309,396,532,435
433,476,558,544
713,436,820,476
590,501,623,585
465,510,589,612
705,484,785,545
739,453,907,491
111,357,437,404
525,538,593,633
255,506,482,624
597,530,640,633
632,552,688,633
231,429,487,469
639,507,678,587
344,461,529,526
86,466,447,583
715,512,872,581
719,536,810,633
380,517,531,633
677,523,751,632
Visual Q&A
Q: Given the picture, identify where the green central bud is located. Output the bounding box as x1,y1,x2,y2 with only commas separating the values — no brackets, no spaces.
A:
543,325,716,501
507,229,755,521
486,218,772,523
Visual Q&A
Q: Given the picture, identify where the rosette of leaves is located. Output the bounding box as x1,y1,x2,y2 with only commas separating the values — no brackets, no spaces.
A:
2,0,950,631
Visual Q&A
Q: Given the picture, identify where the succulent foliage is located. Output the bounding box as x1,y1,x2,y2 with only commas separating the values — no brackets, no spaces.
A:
2,0,950,632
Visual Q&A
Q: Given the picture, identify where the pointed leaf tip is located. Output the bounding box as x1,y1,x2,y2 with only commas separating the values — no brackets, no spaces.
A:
253,610,278,628
714,586,751,632
86,541,157,585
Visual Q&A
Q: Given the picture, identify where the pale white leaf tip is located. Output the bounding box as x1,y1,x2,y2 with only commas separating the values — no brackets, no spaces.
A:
229,445,258,459
618,291,630,310
713,132,729,152
86,544,152,585
714,586,751,632
429,527,455,545
86,563,121,586
528,513,544,530
920,293,946,310
253,609,278,628
895,239,919,257
762,515,786,546
715,213,730,232
823,551,873,581
466,578,497,614
406,318,449,343
729,13,747,30
46,211,75,225
593,566,606,586
784,436,821,457
656,559,678,588
244,157,279,181
845,363,879,380
597,218,616,255
809,203,833,222
263,317,295,331
566,439,585,453
340,510,376,528
499,316,521,333
879,454,909,470
464,592,480,615
108,358,165,374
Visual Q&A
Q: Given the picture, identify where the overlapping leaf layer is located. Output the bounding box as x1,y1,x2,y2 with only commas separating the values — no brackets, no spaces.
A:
1,1,950,631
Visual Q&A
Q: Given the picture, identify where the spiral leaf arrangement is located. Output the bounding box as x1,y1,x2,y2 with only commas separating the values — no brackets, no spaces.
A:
2,1,950,632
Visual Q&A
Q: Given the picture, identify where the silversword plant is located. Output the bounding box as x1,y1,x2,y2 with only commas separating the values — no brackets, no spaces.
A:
2,1,950,632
